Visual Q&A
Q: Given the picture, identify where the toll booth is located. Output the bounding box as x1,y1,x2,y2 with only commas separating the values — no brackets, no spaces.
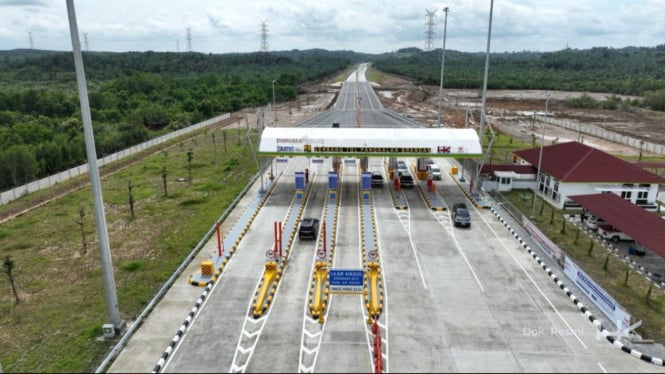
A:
416,158,429,180
361,172,371,190
328,171,338,199
295,171,305,199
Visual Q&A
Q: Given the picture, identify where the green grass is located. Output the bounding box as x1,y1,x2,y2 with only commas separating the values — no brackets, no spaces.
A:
499,191,665,344
0,126,259,372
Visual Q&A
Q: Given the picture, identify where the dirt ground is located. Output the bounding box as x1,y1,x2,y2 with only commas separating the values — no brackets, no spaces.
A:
372,75,664,157
239,73,664,160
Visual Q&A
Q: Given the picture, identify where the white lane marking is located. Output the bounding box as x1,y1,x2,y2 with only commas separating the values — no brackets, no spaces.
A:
476,211,589,350
597,362,607,373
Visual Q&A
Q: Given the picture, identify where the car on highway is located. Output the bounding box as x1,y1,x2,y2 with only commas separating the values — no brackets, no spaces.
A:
298,218,320,240
451,202,471,227
399,174,414,188
396,161,409,176
371,172,384,187
428,164,441,180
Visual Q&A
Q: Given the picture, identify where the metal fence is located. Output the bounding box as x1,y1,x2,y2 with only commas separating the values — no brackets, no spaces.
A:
0,113,230,206
537,115,665,155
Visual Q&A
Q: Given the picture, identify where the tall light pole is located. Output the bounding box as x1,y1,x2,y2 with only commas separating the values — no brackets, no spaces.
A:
66,0,122,334
474,0,494,194
545,90,551,116
270,79,276,107
437,6,450,128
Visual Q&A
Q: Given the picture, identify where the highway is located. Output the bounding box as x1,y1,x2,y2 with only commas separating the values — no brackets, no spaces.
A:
107,64,665,373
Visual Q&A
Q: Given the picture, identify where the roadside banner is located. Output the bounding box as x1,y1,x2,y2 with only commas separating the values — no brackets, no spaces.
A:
564,256,631,331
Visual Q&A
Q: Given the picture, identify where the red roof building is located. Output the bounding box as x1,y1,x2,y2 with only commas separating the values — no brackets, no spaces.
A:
509,141,665,209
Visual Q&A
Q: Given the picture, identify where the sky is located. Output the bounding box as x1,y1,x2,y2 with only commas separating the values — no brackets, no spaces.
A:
0,0,664,55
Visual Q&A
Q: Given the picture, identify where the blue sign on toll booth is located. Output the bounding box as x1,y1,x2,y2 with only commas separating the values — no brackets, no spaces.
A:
328,171,338,199
295,171,305,189
328,172,338,189
361,172,371,190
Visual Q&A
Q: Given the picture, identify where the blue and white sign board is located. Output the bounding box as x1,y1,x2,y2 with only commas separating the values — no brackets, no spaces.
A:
329,268,364,294
312,158,324,164
564,256,631,331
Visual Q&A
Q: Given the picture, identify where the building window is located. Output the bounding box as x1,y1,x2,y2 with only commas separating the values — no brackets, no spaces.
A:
500,177,510,185
621,183,633,200
637,184,649,204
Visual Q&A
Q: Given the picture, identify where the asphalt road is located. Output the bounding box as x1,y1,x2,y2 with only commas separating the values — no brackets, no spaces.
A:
107,65,665,373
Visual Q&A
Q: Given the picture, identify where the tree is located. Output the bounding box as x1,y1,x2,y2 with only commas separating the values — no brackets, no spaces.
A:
3,255,20,304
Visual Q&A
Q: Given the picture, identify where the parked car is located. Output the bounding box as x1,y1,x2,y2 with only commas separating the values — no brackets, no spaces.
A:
597,224,632,242
584,214,606,231
298,218,320,240
451,202,471,227
371,172,384,187
399,174,414,188
428,164,441,180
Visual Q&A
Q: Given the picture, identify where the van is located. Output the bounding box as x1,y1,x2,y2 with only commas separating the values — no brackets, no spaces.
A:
428,164,441,180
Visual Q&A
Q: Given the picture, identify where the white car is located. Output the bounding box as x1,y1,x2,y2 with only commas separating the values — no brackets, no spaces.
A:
428,164,441,180
597,224,632,242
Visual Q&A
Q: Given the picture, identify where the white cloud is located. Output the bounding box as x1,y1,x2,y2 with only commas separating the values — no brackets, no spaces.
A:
0,0,662,54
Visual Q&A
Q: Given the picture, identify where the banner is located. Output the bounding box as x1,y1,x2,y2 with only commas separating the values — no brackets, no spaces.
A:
564,256,631,331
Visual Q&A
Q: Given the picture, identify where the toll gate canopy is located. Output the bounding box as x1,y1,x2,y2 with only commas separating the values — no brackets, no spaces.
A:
257,127,482,158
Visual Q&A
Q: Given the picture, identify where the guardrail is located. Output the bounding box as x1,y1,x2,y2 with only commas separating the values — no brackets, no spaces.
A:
0,113,230,206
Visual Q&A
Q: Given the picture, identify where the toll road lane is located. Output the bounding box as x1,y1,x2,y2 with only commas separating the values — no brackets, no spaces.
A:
314,165,372,373
244,170,328,373
162,158,309,373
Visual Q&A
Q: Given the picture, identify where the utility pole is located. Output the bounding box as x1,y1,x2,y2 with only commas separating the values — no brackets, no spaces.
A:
260,21,269,53
531,127,545,219
186,27,192,52
437,6,449,128
424,10,436,51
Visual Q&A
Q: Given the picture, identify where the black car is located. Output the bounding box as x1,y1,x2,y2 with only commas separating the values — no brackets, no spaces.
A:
399,174,414,188
298,218,320,240
451,203,471,227
371,172,384,187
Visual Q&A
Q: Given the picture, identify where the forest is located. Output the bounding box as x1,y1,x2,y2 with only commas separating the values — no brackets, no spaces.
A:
2,45,665,191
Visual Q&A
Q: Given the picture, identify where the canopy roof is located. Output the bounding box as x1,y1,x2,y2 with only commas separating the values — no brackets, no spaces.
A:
258,127,482,157
570,193,665,258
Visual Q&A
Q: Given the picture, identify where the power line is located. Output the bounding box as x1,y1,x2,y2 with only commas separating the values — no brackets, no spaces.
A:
424,9,436,51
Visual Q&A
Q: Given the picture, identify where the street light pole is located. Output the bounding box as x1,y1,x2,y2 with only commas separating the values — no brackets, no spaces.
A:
545,90,551,116
639,140,644,163
437,6,449,128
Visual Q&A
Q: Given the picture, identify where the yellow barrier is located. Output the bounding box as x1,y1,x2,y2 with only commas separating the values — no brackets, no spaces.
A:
451,166,458,174
200,260,214,276
310,262,328,323
252,261,277,318
366,262,381,320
